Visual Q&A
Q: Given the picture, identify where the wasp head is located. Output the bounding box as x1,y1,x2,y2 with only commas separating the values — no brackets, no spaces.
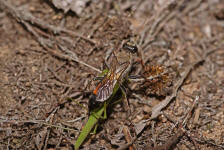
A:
123,40,138,54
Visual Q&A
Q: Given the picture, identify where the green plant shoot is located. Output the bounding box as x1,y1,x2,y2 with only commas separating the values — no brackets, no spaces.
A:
74,80,121,150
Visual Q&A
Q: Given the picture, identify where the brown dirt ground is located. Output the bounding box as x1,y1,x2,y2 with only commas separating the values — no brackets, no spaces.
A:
0,0,224,150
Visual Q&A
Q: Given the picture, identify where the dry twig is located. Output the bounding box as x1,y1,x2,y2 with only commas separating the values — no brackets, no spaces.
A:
145,96,199,150
0,0,96,45
122,125,136,150
0,0,101,73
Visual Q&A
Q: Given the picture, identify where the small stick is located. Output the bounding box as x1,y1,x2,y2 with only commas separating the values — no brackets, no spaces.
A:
123,125,136,150
25,18,101,73
146,95,199,150
0,0,96,45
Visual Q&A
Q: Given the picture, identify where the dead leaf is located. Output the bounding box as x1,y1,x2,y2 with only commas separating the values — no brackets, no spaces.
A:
134,120,146,135
51,0,89,15
35,128,48,150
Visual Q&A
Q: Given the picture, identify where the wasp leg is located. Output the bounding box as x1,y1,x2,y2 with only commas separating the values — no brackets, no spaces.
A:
84,79,94,92
103,60,110,70
85,75,105,92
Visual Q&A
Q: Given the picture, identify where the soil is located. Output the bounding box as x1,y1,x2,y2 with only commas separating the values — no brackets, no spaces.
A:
0,0,224,150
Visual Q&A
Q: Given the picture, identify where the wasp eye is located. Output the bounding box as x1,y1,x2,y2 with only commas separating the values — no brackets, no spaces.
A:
123,42,138,53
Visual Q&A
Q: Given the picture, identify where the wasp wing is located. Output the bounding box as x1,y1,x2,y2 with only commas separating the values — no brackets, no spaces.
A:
95,78,117,102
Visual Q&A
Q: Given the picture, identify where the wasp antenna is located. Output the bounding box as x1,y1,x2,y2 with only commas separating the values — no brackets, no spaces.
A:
103,60,109,70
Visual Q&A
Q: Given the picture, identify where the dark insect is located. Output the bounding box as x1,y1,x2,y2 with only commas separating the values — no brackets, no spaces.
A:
90,56,129,102
89,40,137,112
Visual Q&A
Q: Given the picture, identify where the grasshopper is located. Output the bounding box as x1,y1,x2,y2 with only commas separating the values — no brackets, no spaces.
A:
74,41,138,150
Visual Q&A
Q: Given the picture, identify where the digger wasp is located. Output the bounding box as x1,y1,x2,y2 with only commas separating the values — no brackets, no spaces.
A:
89,40,138,112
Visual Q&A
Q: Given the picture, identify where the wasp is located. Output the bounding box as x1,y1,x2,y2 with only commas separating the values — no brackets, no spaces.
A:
89,41,138,112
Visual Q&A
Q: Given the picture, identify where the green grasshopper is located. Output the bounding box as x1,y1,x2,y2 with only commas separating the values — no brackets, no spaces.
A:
74,42,138,150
